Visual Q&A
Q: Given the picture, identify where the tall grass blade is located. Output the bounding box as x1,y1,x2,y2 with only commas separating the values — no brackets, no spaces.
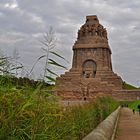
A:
48,59,67,69
46,76,56,82
50,51,68,62
47,68,58,76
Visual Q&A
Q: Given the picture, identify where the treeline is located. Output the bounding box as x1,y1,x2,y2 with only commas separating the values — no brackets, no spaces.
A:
0,75,52,88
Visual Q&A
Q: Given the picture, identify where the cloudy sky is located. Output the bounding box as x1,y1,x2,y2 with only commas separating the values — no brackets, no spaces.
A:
0,0,140,86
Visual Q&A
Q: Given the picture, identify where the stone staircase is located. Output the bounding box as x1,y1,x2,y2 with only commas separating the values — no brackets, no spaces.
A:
56,69,123,100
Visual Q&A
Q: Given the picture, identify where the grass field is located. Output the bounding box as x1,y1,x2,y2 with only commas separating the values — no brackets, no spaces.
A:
123,82,139,90
128,100,140,111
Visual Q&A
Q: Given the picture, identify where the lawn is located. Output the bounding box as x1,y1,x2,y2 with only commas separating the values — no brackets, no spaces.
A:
128,100,140,111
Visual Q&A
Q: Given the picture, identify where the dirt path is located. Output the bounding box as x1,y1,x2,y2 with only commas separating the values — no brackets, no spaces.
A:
115,107,140,140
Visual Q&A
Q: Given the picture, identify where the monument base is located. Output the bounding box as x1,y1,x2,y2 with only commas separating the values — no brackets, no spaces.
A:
56,69,123,100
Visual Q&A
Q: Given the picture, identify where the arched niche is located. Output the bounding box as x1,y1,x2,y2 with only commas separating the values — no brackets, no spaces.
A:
82,60,97,78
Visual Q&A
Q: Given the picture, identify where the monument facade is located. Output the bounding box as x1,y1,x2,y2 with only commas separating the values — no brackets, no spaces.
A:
56,15,123,100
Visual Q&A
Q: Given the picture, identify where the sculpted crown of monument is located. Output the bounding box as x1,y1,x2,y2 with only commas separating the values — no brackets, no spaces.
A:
78,15,107,39
75,15,110,50
56,15,123,100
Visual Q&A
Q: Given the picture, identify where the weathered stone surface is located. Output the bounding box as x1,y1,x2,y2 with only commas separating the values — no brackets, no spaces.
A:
56,15,123,100
82,107,120,140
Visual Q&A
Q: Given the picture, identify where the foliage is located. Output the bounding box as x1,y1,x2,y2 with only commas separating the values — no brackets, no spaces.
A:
0,75,54,90
119,100,132,106
0,84,60,140
0,84,119,140
128,100,140,111
39,27,67,82
57,96,119,140
0,55,23,76
12,47,21,76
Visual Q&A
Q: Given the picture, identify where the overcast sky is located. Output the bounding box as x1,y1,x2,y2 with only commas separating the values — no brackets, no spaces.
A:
0,0,140,86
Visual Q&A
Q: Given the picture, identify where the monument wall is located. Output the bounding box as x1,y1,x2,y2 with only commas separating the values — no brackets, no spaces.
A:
56,15,123,100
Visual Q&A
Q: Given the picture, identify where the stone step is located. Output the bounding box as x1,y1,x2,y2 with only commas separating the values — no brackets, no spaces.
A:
96,73,118,77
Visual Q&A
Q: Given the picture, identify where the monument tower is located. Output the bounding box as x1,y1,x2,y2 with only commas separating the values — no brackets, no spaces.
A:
56,15,123,100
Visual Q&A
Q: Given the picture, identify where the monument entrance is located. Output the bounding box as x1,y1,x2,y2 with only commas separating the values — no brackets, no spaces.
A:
82,60,96,78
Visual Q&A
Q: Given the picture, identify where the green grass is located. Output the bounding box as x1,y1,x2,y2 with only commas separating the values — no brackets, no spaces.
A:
123,82,138,90
0,83,119,140
0,75,119,140
128,100,140,111
119,101,132,106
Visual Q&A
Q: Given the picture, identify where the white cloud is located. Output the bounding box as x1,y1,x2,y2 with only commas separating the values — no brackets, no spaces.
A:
0,0,140,86
4,0,18,9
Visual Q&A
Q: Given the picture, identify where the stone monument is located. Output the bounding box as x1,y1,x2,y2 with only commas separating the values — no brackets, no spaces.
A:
56,15,123,100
